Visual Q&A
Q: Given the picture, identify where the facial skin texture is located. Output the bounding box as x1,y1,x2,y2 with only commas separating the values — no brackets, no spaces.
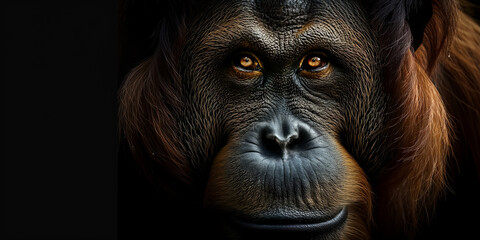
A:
182,1,380,239
119,0,480,239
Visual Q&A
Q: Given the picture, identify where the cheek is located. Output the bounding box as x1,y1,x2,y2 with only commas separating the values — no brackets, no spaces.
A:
339,77,388,175
179,81,227,177
335,142,373,239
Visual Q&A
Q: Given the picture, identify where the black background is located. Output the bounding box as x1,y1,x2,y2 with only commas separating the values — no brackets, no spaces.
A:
2,1,117,239
2,1,480,240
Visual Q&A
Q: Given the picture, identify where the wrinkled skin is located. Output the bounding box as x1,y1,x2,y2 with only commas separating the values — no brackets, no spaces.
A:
121,0,480,238
177,0,385,239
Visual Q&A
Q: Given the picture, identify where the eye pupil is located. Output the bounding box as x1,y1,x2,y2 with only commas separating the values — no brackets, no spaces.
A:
301,54,330,73
240,56,253,68
308,56,322,68
233,54,262,75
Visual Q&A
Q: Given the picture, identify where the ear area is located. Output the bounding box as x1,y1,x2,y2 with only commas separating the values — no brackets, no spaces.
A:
118,0,198,190
405,0,433,51
118,57,190,186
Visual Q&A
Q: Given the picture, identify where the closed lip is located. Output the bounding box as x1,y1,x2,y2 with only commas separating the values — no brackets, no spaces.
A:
229,206,348,233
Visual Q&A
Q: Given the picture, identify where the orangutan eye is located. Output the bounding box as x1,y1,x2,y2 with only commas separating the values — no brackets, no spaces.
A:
233,53,262,73
300,53,330,72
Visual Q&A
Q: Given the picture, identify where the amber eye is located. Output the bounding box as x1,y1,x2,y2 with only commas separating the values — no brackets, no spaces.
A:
300,53,330,72
240,56,254,68
233,54,262,73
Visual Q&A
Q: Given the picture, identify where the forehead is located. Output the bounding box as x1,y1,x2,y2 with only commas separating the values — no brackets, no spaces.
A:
189,0,374,65
254,0,311,13
252,0,312,28
241,0,363,30
196,0,368,40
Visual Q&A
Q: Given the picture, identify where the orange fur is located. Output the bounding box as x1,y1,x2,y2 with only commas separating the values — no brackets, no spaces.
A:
336,143,373,240
375,1,480,237
118,0,480,238
119,58,191,188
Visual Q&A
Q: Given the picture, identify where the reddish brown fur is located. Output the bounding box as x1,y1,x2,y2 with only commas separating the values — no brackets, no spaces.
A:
118,0,480,238
375,1,480,237
335,142,372,240
119,58,190,191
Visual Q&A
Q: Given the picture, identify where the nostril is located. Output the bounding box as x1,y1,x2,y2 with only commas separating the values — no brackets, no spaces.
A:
260,123,301,157
255,118,318,160
270,133,299,149
275,137,288,149
262,132,284,156
287,133,300,149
